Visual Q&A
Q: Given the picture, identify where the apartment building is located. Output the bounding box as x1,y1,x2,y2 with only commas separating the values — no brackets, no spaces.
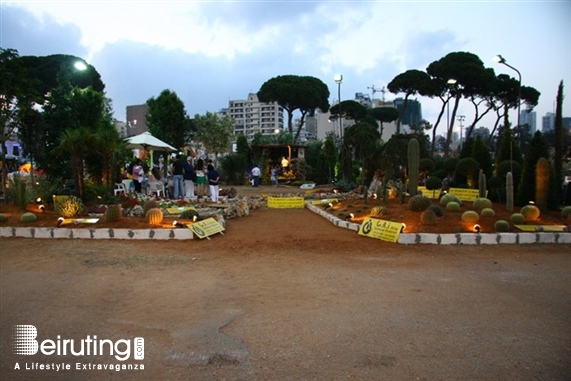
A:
220,93,284,140
125,104,149,137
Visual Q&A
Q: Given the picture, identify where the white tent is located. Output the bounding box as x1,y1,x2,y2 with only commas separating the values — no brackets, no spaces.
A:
124,132,177,152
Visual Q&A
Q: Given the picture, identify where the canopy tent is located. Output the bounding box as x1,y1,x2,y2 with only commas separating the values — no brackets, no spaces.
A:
125,132,177,172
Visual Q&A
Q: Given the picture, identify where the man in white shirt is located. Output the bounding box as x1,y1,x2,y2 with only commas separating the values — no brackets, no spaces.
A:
251,166,261,187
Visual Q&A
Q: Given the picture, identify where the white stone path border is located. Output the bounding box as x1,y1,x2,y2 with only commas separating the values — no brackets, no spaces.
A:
1,202,569,244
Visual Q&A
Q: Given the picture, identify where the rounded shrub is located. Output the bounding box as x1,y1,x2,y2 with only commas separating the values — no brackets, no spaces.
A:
420,209,437,225
428,205,444,217
510,213,525,224
0,213,7,223
562,206,571,220
425,176,442,191
408,195,431,212
473,197,493,211
446,201,461,212
494,220,510,232
20,212,37,223
480,208,496,217
145,208,164,225
461,210,479,223
520,205,540,222
143,199,160,216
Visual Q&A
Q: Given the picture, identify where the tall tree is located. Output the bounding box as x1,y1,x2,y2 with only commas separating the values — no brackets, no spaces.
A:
194,112,234,166
516,131,549,206
343,122,381,186
553,80,564,206
368,107,399,138
387,69,431,134
258,75,330,143
146,89,190,150
330,100,367,123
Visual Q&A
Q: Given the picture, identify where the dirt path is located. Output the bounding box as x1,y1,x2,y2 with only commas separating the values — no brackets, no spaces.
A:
1,206,571,380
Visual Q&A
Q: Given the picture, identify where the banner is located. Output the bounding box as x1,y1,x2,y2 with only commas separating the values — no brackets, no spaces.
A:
448,188,480,201
358,217,403,243
189,217,225,239
267,196,305,209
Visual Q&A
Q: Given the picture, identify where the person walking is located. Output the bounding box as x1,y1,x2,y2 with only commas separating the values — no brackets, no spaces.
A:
183,156,196,199
170,154,185,199
207,163,220,203
251,165,261,187
271,166,280,187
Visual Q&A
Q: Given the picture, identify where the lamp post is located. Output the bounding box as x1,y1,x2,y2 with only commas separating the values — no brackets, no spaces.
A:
493,54,522,144
334,74,343,138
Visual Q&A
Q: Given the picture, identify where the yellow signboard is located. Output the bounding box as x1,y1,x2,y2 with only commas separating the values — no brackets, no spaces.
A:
515,225,566,232
417,186,441,199
358,217,403,243
448,188,480,201
61,218,100,226
310,198,339,205
267,196,305,209
166,205,197,215
189,217,225,239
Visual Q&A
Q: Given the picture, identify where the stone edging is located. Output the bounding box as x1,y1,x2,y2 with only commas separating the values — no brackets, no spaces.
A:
304,201,571,245
0,227,192,240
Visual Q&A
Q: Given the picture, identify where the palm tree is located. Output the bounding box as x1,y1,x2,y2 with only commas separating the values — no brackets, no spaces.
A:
53,127,94,199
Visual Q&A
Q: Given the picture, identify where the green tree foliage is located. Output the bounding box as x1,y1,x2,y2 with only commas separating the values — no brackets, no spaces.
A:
330,100,367,123
381,133,429,181
194,112,234,166
470,135,493,178
516,131,549,206
146,89,190,150
257,75,330,143
553,80,564,205
343,122,380,186
455,157,480,188
387,69,431,134
368,107,399,137
495,123,522,168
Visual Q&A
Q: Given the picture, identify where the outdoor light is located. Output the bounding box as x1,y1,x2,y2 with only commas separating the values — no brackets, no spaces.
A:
345,213,355,221
173,220,184,228
324,202,333,210
372,193,377,199
447,78,457,85
334,74,343,138
474,224,481,233
193,215,198,222
333,189,338,194
401,223,406,233
56,217,64,227
36,197,42,204
39,205,46,213
529,201,535,205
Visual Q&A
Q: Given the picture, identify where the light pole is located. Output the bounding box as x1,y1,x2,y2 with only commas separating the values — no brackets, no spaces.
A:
457,115,465,150
493,54,522,146
334,74,343,138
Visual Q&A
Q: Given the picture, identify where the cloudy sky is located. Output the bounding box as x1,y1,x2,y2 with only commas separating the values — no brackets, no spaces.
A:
2,0,570,137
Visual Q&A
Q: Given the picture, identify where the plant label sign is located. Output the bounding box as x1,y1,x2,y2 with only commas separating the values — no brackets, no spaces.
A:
417,186,441,199
448,188,480,201
189,217,225,239
267,196,305,209
358,217,403,243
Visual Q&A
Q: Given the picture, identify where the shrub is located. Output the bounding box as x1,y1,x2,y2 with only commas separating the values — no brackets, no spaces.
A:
473,198,493,211
520,204,540,222
408,195,431,212
510,213,525,224
428,205,444,217
420,210,437,225
180,209,200,219
446,202,461,212
7,174,33,210
334,180,357,193
0,213,7,223
53,195,87,218
461,210,479,223
494,220,510,232
20,212,37,223
145,208,164,225
480,208,496,217
562,206,571,219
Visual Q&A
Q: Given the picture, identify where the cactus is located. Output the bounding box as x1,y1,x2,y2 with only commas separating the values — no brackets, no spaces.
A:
0,213,7,223
104,204,122,223
461,210,479,223
145,208,164,225
562,206,571,219
494,220,510,232
407,138,420,197
420,209,437,225
480,208,496,217
478,169,487,198
428,205,444,217
506,172,514,212
510,213,525,224
440,193,461,207
143,199,160,216
446,201,461,212
20,212,37,223
520,204,540,222
370,206,388,217
535,157,549,210
54,195,86,218
408,194,431,212
473,198,493,211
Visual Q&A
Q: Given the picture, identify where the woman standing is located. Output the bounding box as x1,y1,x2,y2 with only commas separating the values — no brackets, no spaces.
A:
207,163,220,203
195,159,206,198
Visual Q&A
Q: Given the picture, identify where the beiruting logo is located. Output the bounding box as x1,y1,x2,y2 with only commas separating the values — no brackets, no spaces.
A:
12,325,144,361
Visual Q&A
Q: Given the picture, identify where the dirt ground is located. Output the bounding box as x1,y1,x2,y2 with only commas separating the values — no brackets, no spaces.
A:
1,186,571,380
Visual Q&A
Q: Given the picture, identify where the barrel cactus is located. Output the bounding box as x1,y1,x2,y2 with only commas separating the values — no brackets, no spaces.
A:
494,220,510,232
520,204,540,222
407,138,419,197
535,157,549,210
0,213,7,223
440,193,460,207
428,205,444,217
143,199,160,215
20,212,37,223
473,197,493,211
408,194,431,212
104,204,122,223
480,208,496,217
478,169,487,198
510,213,525,224
370,206,388,217
420,209,437,225
446,201,461,212
145,208,164,225
461,210,479,223
562,206,571,220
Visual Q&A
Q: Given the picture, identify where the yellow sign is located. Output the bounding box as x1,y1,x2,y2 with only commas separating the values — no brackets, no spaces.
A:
515,225,567,232
310,198,339,205
417,186,441,199
166,205,197,215
189,217,225,239
267,196,305,209
358,218,403,243
61,218,100,226
448,188,480,201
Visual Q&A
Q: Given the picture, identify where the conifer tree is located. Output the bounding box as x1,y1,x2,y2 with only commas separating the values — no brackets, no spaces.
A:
516,131,549,206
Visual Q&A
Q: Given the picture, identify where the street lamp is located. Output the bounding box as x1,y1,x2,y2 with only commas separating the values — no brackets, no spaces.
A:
334,74,343,138
492,54,522,143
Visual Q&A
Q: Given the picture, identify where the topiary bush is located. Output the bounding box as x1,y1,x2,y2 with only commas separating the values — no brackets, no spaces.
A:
473,198,493,211
20,212,37,223
562,206,571,220
520,204,540,222
446,201,461,212
510,213,525,224
408,195,431,212
143,199,160,216
494,220,510,232
425,176,442,198
461,210,479,223
428,205,444,217
0,213,8,223
420,209,437,225
53,195,87,218
145,208,164,225
480,208,496,217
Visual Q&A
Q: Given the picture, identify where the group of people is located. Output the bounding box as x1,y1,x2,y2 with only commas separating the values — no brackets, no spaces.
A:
124,155,221,203
250,164,281,187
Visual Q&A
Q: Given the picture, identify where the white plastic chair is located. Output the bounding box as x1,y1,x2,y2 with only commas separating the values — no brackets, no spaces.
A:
113,182,126,196
122,179,134,192
149,181,165,198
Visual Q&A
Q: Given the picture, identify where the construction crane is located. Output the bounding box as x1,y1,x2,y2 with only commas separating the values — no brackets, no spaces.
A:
367,85,386,102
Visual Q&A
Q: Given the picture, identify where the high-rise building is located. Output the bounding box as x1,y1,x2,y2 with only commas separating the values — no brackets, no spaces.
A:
220,93,283,141
393,98,422,128
542,112,555,132
126,104,149,137
354,92,372,108
520,110,537,133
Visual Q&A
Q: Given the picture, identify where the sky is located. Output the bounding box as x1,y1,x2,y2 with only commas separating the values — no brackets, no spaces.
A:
1,0,570,138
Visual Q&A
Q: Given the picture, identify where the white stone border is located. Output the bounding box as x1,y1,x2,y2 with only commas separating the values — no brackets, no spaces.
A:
0,227,193,240
304,201,571,245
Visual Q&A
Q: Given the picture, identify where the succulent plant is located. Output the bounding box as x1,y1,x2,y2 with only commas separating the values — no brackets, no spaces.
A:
446,201,461,212
0,213,7,223
562,206,571,220
520,204,540,222
440,193,460,207
104,204,122,223
535,157,549,210
143,199,160,216
494,220,510,232
478,169,487,199
145,208,164,225
510,213,525,224
420,209,437,225
461,210,479,223
370,206,388,217
408,194,431,212
480,208,496,217
473,197,493,211
180,209,199,219
20,212,38,223
53,195,86,218
428,205,444,217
